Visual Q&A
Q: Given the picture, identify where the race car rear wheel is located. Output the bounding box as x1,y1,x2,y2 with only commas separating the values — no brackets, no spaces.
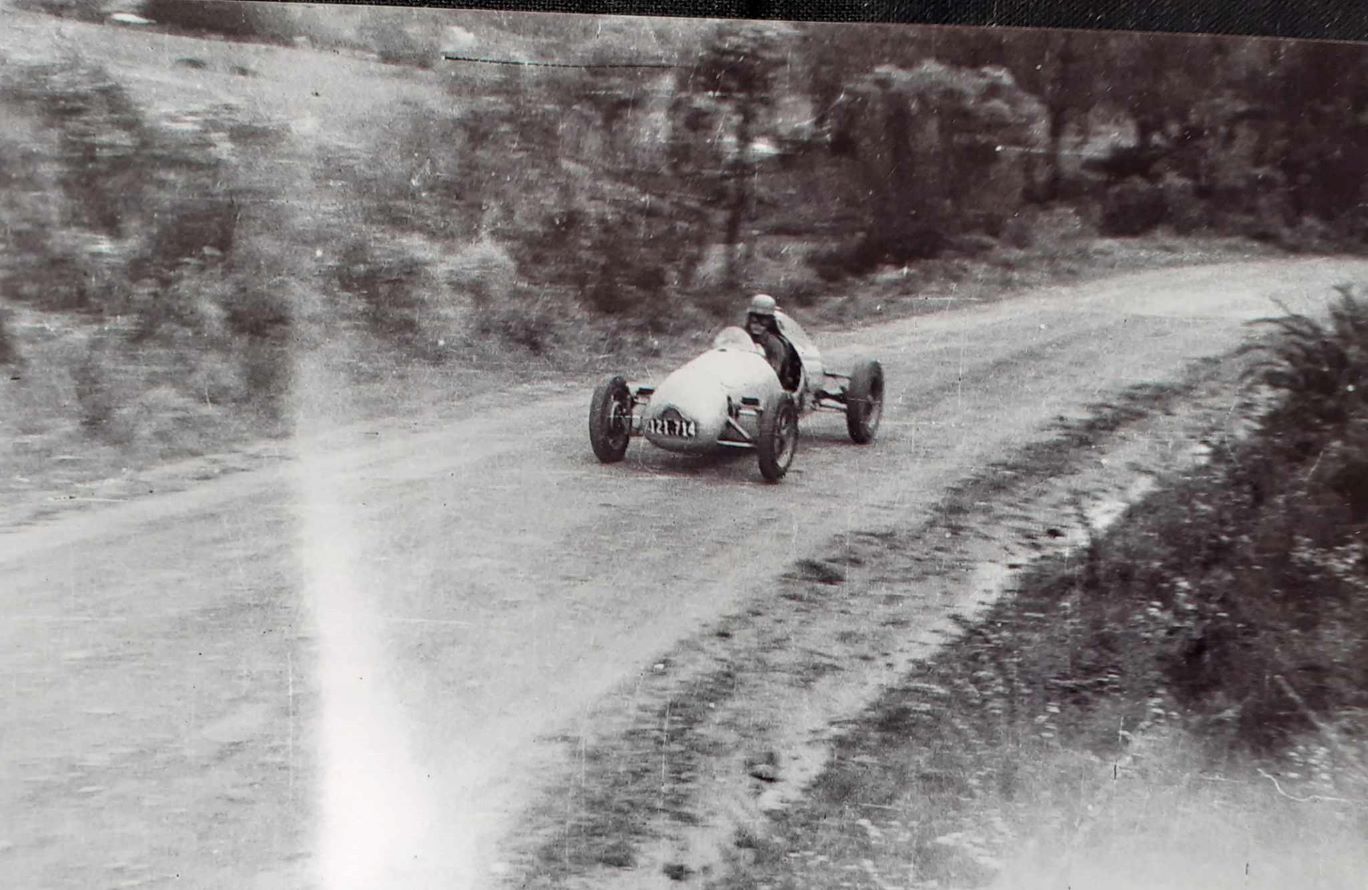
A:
589,376,632,463
845,358,884,444
757,394,799,482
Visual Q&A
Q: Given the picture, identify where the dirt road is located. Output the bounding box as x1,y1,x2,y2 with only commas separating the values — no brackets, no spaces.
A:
3,259,1365,889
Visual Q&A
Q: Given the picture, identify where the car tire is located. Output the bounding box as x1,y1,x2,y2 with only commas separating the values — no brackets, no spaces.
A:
757,394,799,482
589,376,632,463
845,358,884,444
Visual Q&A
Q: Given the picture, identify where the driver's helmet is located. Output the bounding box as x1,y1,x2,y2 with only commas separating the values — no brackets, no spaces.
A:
746,294,778,334
748,293,777,318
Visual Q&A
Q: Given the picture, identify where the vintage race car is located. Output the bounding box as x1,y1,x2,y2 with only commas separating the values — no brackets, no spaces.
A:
588,311,884,482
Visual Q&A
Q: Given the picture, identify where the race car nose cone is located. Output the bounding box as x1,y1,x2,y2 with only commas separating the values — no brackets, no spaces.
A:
647,405,699,440
643,385,726,451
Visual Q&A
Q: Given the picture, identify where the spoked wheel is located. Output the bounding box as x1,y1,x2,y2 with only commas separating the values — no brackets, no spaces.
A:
845,358,884,444
757,394,799,482
589,375,633,463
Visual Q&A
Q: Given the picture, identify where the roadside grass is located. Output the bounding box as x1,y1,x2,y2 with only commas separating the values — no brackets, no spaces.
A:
712,286,1368,890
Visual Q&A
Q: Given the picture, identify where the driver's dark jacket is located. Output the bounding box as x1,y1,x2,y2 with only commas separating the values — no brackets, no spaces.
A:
753,329,787,377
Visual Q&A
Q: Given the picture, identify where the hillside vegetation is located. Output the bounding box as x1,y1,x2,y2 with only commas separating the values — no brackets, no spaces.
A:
4,4,1368,492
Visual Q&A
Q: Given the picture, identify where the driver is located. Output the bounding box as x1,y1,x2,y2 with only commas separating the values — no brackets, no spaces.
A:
745,293,788,379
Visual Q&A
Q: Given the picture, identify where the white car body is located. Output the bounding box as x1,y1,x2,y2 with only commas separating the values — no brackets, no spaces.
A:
640,327,780,453
589,313,883,482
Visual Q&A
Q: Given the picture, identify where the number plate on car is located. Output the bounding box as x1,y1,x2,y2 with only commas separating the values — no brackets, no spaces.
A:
647,418,697,437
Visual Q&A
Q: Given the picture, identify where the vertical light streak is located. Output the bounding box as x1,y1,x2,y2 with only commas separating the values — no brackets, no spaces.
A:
292,353,470,890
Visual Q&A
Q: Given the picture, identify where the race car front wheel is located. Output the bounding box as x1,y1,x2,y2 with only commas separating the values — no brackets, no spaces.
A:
589,375,632,463
845,358,884,444
757,394,798,482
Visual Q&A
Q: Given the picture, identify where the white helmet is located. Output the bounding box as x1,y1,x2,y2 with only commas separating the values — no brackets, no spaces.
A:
748,293,777,316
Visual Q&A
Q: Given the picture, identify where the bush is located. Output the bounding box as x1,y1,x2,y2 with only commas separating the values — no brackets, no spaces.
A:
330,239,433,346
1133,289,1368,748
1153,453,1368,749
808,238,890,281
740,238,827,306
0,310,18,366
1248,286,1368,456
72,332,121,436
4,230,123,311
451,237,562,355
1000,212,1038,249
475,290,561,355
1,61,245,318
1158,174,1208,235
136,194,239,280
1099,178,1167,236
126,261,229,344
221,281,292,342
139,0,298,42
0,61,147,240
964,289,1368,755
13,0,107,21
355,12,441,68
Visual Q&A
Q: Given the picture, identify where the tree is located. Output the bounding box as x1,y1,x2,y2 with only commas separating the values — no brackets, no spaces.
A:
999,30,1097,201
1106,32,1225,153
796,22,938,136
830,61,1045,263
1272,40,1368,223
671,22,792,292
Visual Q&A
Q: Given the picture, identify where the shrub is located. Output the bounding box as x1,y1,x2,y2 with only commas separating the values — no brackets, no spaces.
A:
136,194,239,280
5,230,118,311
330,239,433,346
72,332,120,436
120,261,291,418
1,60,245,319
476,291,562,355
0,310,18,366
450,237,562,355
448,237,518,306
1138,289,1368,748
1248,286,1368,456
1099,178,1167,236
13,0,108,21
1000,212,1038,249
355,12,441,68
1155,460,1368,749
740,238,827,306
221,281,292,342
139,0,298,43
239,340,290,424
1158,173,1207,235
0,61,147,240
126,261,229,344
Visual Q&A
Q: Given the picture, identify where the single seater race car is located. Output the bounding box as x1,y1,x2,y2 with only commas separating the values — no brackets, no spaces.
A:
588,311,884,482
